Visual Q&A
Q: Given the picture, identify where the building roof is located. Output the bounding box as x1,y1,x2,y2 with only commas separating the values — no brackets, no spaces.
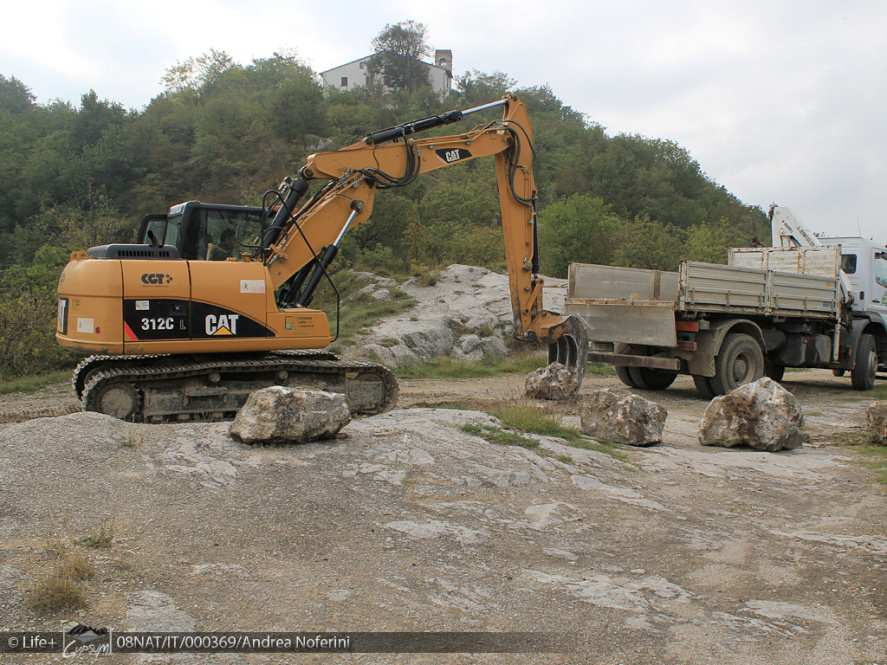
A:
319,54,450,76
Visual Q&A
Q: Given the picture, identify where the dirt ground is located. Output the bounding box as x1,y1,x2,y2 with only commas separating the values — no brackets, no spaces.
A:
0,369,885,664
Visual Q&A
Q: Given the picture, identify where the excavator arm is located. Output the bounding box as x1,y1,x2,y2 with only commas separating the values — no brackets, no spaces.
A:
261,95,588,382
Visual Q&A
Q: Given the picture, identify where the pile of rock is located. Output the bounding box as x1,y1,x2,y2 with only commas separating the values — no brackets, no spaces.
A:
360,265,565,367
579,389,667,446
230,387,351,444
525,363,579,400
699,377,806,452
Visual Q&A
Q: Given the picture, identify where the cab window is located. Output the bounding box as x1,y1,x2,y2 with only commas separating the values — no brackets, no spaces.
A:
143,218,166,245
198,209,266,261
165,214,182,248
875,253,887,288
142,214,182,249
841,254,857,275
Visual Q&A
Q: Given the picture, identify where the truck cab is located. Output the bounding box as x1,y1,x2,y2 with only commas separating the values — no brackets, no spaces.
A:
822,236,887,319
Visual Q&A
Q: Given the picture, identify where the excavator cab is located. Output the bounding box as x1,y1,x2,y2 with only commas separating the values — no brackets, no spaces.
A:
136,202,269,261
86,202,269,262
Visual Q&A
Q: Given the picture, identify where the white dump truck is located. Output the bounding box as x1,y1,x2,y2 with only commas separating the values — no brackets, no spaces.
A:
566,206,887,397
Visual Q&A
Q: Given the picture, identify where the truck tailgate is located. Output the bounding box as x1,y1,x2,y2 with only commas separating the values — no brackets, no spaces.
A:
565,298,677,347
566,264,678,347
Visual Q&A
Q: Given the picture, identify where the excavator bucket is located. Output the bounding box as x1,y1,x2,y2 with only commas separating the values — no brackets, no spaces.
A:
547,314,589,390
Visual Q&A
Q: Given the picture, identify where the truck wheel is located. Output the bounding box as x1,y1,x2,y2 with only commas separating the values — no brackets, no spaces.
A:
851,334,877,390
765,361,785,382
628,367,677,390
693,375,716,399
615,366,639,388
710,333,765,395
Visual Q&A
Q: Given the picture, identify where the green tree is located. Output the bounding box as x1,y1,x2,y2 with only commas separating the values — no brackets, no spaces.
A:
539,194,625,277
161,49,236,93
611,217,686,271
369,21,431,92
456,71,515,104
0,74,35,113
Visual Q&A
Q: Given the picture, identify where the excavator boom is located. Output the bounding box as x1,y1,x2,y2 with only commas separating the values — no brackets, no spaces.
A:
57,96,587,422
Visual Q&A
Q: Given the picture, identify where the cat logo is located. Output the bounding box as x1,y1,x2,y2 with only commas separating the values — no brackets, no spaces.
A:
435,148,471,164
205,313,239,336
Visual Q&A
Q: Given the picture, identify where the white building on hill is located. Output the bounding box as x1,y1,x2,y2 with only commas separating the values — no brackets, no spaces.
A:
320,49,453,97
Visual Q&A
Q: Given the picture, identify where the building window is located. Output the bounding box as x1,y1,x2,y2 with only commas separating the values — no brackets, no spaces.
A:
340,76,348,88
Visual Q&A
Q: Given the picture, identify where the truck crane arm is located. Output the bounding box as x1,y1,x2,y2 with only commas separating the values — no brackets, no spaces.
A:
261,95,588,380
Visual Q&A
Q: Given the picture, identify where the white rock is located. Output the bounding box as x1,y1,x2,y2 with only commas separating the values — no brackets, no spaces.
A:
480,336,507,359
459,334,483,355
525,362,579,400
361,264,566,367
580,389,666,446
699,377,805,452
230,387,350,444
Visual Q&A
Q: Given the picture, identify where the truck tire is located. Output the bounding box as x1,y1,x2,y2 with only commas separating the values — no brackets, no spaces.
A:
832,368,846,377
615,366,639,388
710,332,765,395
693,375,716,399
851,334,877,391
765,360,785,382
628,367,677,390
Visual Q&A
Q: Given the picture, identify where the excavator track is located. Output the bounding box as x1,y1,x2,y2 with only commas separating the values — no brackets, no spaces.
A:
75,352,398,423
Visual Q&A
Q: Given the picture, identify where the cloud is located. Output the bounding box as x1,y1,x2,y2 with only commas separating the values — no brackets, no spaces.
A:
2,0,885,240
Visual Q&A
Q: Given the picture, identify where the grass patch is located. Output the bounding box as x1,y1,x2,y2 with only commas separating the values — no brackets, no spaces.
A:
26,572,86,613
859,444,887,485
396,353,547,379
830,430,887,486
556,453,574,464
866,385,887,400
79,521,114,549
831,429,873,447
59,552,94,580
26,549,93,614
398,356,614,380
586,362,615,376
311,270,415,351
461,423,539,449
489,404,629,462
0,370,71,395
410,400,475,410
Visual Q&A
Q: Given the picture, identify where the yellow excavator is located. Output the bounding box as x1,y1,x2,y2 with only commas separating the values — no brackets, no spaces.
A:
56,95,588,422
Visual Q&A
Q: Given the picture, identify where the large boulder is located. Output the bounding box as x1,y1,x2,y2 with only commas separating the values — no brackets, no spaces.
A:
866,401,887,444
699,377,805,451
230,387,351,444
579,388,667,446
525,363,579,400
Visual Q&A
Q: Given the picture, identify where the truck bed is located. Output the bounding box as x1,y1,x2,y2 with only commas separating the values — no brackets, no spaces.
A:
566,257,842,348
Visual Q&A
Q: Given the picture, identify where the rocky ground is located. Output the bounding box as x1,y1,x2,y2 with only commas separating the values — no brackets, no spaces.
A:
355,265,566,367
0,370,885,664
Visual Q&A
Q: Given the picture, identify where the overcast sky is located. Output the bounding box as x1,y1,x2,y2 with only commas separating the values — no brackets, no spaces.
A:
3,0,885,241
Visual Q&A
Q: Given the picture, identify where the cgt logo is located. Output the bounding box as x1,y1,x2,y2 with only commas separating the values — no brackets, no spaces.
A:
141,272,173,285
205,313,239,336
